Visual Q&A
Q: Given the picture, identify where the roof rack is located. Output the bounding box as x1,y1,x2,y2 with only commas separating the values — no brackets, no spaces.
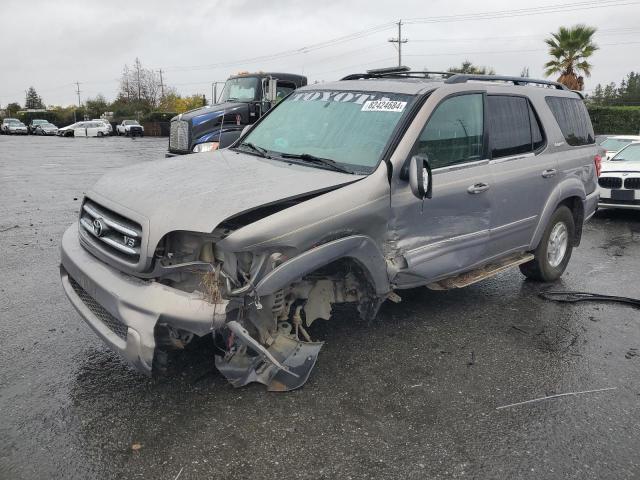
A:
341,66,454,81
444,74,568,90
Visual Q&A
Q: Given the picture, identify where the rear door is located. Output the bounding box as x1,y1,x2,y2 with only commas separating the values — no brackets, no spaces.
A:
486,95,557,257
391,91,495,284
86,122,99,137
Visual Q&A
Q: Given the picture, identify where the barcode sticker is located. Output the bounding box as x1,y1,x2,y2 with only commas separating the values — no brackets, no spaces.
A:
361,100,407,112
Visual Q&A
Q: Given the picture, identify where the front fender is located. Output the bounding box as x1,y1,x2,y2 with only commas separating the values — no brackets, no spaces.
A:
529,177,587,250
254,235,390,297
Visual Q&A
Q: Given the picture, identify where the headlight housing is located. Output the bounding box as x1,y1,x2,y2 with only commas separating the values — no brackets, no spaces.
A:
192,142,220,153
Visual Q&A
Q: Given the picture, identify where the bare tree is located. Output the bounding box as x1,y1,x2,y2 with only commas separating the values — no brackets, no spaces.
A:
117,58,164,108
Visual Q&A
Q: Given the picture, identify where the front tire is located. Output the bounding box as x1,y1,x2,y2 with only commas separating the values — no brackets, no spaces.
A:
520,205,575,282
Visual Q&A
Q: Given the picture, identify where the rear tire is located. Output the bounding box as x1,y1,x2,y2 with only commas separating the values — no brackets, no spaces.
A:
520,205,575,282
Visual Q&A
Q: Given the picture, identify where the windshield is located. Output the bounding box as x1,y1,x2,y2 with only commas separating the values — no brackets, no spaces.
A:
612,143,640,162
241,90,414,172
601,138,635,151
124,120,138,125
220,77,259,102
5,119,19,124
33,120,47,125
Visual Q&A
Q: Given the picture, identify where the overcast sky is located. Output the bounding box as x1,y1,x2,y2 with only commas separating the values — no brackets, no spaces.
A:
2,0,639,107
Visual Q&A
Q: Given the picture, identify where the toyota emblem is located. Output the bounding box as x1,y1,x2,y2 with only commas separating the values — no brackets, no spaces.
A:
93,218,104,237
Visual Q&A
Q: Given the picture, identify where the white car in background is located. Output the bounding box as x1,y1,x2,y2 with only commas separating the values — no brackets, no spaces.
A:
598,142,640,210
73,121,110,137
599,135,640,160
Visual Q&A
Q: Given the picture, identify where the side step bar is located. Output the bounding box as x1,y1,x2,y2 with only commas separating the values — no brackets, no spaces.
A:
427,253,534,290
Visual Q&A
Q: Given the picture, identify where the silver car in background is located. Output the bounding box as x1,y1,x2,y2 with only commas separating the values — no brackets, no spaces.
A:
1,118,28,134
34,122,59,136
60,71,600,390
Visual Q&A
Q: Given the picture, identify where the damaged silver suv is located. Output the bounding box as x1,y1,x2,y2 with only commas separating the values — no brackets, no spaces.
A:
60,69,600,391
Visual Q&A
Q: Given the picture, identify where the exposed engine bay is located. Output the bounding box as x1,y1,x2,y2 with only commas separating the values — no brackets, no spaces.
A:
151,229,379,391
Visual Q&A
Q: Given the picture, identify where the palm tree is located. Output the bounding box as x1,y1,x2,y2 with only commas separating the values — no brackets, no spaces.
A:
544,25,598,91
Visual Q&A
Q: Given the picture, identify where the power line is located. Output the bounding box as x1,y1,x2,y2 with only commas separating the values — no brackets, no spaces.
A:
409,28,640,44
403,0,640,24
160,22,396,73
402,40,640,58
4,1,639,102
154,0,638,75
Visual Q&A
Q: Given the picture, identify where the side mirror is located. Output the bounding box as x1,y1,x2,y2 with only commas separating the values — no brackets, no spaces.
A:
266,78,278,103
408,155,433,200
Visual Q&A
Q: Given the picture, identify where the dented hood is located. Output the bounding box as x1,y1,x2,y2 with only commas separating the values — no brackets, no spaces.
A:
88,149,356,250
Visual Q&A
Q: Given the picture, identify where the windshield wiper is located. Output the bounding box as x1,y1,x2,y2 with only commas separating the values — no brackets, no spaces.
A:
236,142,271,158
278,153,354,174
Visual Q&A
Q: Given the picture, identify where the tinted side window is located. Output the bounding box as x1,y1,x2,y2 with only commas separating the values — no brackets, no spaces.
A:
545,96,595,146
414,93,484,169
487,96,531,158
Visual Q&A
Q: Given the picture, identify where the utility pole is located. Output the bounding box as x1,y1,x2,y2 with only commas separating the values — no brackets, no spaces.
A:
158,69,165,99
135,58,142,100
388,20,408,67
75,81,82,108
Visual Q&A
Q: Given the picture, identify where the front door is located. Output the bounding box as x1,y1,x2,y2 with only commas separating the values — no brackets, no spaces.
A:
390,92,494,286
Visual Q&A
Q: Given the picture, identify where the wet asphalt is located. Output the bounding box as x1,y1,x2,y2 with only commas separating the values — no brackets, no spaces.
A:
1,135,639,480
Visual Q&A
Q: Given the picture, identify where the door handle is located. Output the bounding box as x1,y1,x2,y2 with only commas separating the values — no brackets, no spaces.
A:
542,169,557,178
467,183,490,194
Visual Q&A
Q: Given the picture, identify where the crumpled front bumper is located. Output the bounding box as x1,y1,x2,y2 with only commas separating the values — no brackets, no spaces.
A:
60,223,225,374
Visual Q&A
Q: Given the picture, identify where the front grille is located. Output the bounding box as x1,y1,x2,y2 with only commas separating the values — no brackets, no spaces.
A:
624,178,640,189
169,120,189,151
79,199,142,263
69,276,128,341
598,177,622,189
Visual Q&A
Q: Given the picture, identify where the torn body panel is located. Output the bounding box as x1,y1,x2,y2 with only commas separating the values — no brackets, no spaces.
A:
215,321,323,391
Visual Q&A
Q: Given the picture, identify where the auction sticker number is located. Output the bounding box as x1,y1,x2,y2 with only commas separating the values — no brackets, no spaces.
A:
361,100,407,112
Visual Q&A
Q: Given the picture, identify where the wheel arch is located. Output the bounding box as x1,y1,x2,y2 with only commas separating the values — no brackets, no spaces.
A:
530,180,586,250
254,235,391,298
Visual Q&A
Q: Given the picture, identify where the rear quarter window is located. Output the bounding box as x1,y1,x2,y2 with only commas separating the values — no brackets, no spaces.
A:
545,96,595,146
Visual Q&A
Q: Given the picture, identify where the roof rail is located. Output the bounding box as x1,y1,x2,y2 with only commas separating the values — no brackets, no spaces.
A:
444,74,568,90
367,66,411,75
341,67,455,81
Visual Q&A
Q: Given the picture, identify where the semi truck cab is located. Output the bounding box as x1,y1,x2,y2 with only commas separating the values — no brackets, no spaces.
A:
167,72,307,155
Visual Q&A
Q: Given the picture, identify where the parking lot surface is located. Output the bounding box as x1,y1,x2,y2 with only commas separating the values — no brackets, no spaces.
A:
1,135,639,480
